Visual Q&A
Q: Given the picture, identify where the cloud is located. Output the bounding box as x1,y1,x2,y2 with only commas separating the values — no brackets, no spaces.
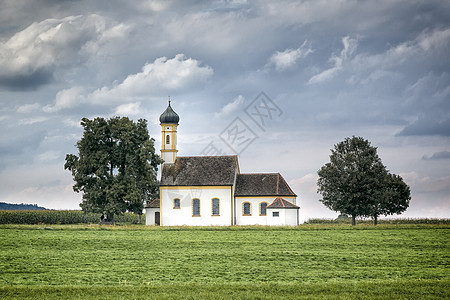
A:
391,27,450,59
0,130,47,166
397,117,450,137
114,102,142,116
43,86,86,113
422,151,450,160
308,36,358,84
400,171,450,194
88,54,213,104
42,54,214,111
18,117,50,126
267,41,313,71
214,95,244,118
0,15,130,90
350,28,450,76
36,151,61,163
17,103,41,113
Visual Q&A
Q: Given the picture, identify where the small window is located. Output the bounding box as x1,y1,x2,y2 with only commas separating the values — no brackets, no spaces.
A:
212,198,220,216
272,211,279,217
259,202,268,216
243,202,252,216
166,135,170,144
173,198,180,209
192,198,200,216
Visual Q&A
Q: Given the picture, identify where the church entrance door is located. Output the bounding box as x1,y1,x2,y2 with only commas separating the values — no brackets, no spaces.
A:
155,212,160,225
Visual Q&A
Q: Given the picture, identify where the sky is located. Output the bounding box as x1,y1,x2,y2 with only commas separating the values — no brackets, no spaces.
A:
0,0,449,222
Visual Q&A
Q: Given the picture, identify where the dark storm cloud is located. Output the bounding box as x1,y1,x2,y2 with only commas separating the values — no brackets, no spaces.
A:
422,151,450,160
0,14,131,91
398,118,450,137
0,130,47,166
0,69,53,91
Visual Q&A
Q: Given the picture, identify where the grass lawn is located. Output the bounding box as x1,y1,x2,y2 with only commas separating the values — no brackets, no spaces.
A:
0,224,448,299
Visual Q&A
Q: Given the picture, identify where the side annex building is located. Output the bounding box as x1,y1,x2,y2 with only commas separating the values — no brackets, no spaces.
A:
145,102,299,226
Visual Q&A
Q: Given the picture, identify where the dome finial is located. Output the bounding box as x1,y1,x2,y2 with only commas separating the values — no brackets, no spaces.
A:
160,97,179,124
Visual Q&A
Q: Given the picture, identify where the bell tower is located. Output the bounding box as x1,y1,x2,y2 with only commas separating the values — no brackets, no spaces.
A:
159,100,179,165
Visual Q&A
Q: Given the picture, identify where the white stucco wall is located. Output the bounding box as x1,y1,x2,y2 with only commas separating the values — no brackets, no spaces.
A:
235,196,297,226
235,197,270,225
145,207,160,225
160,186,233,226
266,208,299,226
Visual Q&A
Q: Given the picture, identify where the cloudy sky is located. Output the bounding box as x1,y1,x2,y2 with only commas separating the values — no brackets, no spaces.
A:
0,0,449,222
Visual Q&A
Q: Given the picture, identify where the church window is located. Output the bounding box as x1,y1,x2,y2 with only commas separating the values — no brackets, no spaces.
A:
272,211,280,217
259,202,268,216
211,198,220,216
242,202,252,216
173,198,180,209
166,135,170,144
192,198,200,216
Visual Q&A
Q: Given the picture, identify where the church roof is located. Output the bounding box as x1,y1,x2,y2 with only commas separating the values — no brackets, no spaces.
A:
160,156,238,186
159,102,180,124
234,173,297,197
267,197,299,209
145,199,160,208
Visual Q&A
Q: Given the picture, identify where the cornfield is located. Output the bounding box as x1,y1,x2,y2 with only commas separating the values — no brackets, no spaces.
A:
0,210,143,225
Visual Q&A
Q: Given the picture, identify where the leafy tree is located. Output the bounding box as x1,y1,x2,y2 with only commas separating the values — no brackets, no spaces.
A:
317,136,410,225
65,117,162,222
371,173,411,225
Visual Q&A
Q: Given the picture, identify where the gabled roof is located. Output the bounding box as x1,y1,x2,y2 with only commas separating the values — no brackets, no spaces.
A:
234,173,297,197
160,156,238,186
267,197,299,209
145,199,160,208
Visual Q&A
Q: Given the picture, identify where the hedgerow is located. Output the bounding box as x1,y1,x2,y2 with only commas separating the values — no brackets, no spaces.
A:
304,218,450,225
0,210,142,225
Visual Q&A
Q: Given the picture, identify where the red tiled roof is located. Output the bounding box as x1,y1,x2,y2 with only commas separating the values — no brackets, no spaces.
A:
145,199,160,208
267,197,299,209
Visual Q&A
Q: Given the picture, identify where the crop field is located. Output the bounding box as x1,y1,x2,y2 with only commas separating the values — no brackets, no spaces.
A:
0,224,448,299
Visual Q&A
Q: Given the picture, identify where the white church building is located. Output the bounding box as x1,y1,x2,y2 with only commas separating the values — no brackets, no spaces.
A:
145,102,300,226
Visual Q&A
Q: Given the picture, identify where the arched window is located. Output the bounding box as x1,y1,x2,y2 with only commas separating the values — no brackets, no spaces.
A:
242,202,252,216
211,198,220,216
166,135,170,144
259,202,268,216
173,198,180,209
192,198,200,216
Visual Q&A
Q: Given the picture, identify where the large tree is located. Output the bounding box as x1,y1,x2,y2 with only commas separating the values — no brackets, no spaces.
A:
317,136,410,225
65,117,162,222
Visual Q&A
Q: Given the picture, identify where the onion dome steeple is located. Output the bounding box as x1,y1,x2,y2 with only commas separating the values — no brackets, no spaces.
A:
159,100,179,124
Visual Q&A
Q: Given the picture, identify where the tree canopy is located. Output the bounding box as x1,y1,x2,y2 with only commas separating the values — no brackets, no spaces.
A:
317,136,411,225
65,117,162,221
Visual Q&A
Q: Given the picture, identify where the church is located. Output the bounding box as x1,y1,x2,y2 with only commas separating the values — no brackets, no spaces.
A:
145,102,300,226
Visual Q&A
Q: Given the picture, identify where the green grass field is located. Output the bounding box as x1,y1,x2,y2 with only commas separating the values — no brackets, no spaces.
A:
0,224,448,299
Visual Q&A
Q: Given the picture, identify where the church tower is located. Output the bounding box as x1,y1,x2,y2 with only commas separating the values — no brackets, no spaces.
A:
159,100,179,165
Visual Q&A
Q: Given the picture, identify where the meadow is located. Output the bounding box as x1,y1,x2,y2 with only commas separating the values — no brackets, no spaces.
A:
0,224,448,299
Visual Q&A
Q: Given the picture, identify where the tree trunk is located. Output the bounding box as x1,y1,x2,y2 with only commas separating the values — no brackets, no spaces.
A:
351,214,356,226
374,214,378,226
138,214,142,224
